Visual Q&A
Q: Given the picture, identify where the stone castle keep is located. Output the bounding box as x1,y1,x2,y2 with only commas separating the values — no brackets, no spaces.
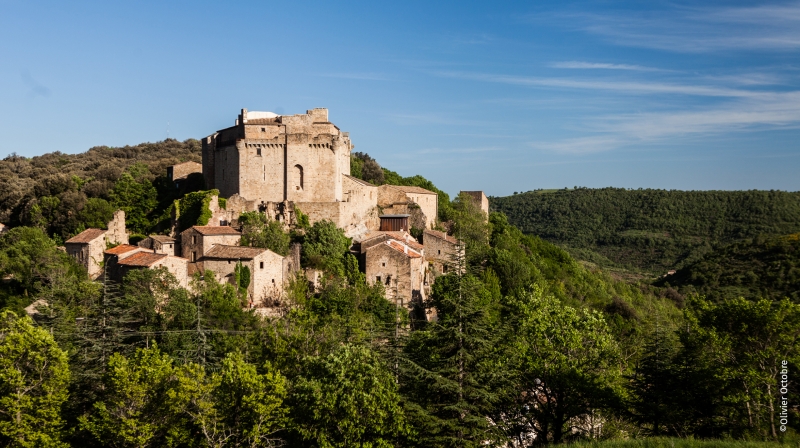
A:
63,107,481,317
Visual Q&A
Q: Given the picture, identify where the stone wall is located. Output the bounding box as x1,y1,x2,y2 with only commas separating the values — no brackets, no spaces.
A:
179,228,241,261
461,191,489,218
106,210,128,245
65,236,106,280
364,242,425,313
169,162,202,181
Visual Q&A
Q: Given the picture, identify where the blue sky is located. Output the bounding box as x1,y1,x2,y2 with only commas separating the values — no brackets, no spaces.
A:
2,1,799,196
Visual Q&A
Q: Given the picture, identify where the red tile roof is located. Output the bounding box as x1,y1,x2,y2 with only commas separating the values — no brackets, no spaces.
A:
118,252,167,267
104,244,141,255
386,240,422,259
65,228,106,244
191,226,241,236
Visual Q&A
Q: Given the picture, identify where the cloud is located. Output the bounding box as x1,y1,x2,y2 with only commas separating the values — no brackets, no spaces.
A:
558,3,800,52
549,61,667,72
433,70,763,98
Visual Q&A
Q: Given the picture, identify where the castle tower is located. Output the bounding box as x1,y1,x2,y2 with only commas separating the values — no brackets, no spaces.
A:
202,108,353,204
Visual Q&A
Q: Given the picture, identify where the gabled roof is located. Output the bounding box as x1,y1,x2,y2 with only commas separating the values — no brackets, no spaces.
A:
149,235,175,243
424,229,460,245
366,239,423,259
104,244,141,256
190,226,241,236
118,252,167,267
203,245,271,260
387,185,437,195
343,174,376,188
65,228,106,244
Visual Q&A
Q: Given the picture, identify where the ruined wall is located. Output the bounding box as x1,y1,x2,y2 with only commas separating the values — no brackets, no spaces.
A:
461,190,489,218
169,162,202,181
105,210,128,245
65,237,105,280
409,193,437,229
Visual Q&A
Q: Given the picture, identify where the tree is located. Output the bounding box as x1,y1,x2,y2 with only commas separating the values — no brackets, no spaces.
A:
0,311,70,448
292,344,408,447
402,273,504,447
301,220,351,274
109,164,158,234
239,211,291,256
499,285,621,444
627,325,680,436
80,345,189,448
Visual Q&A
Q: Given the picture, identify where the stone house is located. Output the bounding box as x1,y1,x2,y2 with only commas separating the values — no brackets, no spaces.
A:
377,185,438,230
103,244,148,280
201,245,286,307
180,225,242,262
168,161,202,183
64,210,129,280
65,228,108,280
364,237,426,317
116,251,190,289
423,229,462,275
138,235,178,256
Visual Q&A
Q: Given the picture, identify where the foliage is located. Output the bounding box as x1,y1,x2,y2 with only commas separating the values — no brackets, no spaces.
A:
491,188,800,274
658,233,800,303
109,164,159,234
351,152,384,185
0,311,70,448
175,189,219,233
498,285,622,444
292,344,409,447
239,211,291,256
300,219,352,274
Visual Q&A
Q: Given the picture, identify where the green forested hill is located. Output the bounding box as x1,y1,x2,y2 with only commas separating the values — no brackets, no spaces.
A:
490,188,800,274
657,233,800,303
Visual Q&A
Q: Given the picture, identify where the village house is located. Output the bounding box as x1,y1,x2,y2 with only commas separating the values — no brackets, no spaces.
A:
364,236,426,318
201,245,287,307
167,161,203,189
64,210,129,279
115,251,190,289
378,185,439,230
138,235,178,256
180,225,241,262
423,229,463,275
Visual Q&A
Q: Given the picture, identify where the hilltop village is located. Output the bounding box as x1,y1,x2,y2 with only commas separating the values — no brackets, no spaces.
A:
63,108,488,317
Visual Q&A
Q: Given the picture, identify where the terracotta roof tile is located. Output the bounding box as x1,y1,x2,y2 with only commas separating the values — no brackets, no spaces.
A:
65,228,106,244
361,231,423,250
191,226,241,236
104,244,141,255
118,252,167,267
386,240,422,258
203,245,269,260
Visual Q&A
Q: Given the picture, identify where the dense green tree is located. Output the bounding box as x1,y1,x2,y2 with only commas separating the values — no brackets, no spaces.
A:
239,211,291,256
109,164,158,234
499,285,621,444
300,219,351,274
292,344,409,447
0,311,70,448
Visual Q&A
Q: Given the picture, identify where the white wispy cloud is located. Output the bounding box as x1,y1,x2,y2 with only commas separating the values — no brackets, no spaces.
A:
558,3,800,52
320,73,391,81
549,61,667,71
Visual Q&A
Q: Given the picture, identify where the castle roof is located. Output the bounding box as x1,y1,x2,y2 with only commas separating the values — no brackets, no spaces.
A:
65,228,106,244
203,245,271,260
118,252,167,267
190,226,241,236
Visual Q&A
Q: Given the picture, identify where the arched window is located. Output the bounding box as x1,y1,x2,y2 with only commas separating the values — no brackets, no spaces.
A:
293,164,304,191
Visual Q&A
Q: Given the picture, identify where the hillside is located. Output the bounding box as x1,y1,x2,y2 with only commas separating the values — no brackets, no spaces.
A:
490,188,800,274
656,233,800,303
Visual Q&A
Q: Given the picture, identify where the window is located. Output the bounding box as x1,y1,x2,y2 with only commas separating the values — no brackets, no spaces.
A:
382,262,385,267
257,148,261,156
386,275,391,285
293,165,304,191
271,279,275,283
260,262,264,269
376,276,381,283
192,235,197,244
191,251,197,262
438,250,441,255
261,127,265,132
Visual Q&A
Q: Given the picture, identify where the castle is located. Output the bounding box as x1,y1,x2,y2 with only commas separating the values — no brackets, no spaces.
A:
64,108,479,318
